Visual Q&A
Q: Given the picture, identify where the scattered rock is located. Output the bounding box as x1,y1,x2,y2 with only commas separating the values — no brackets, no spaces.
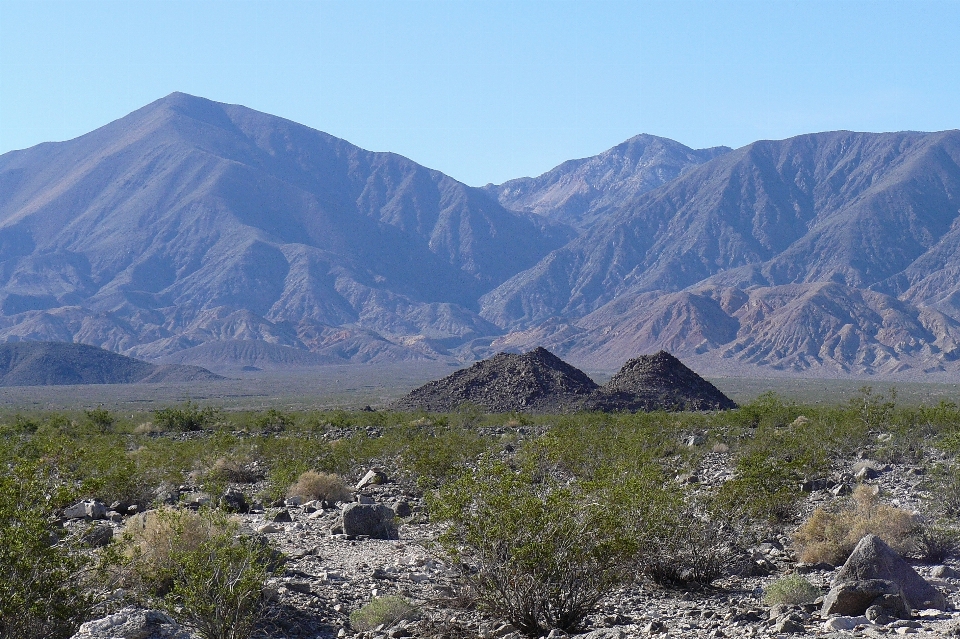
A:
866,604,893,625
356,468,388,489
833,534,947,611
81,523,114,548
181,492,212,510
772,616,805,633
338,503,398,539
822,615,868,631
931,565,960,579
853,460,889,479
273,509,293,523
573,629,625,639
220,487,248,513
69,607,190,639
391,500,412,518
63,499,107,520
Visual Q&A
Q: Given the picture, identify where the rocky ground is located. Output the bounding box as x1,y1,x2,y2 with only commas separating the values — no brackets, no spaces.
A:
68,437,960,639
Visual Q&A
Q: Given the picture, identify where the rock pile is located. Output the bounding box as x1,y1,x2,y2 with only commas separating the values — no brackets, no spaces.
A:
395,347,736,413
393,347,599,413
584,350,738,412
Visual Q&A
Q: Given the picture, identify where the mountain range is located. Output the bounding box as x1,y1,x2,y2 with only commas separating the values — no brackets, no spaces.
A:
2,93,959,378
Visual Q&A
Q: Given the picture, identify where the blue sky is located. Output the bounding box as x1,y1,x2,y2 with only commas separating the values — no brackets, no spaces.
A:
1,0,958,186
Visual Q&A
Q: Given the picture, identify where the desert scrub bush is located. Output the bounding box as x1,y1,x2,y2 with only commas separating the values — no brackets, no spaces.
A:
253,408,294,433
117,507,278,639
763,574,820,605
926,464,960,518
715,450,808,523
0,460,95,639
792,485,919,565
848,386,897,431
153,401,220,432
288,470,352,502
911,522,960,563
715,407,835,523
350,596,418,632
429,458,642,636
533,412,692,481
635,495,740,588
395,423,493,487
84,407,116,433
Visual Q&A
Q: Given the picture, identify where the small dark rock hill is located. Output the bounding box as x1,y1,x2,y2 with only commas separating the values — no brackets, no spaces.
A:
0,341,223,386
394,347,599,413
585,350,737,412
395,347,735,413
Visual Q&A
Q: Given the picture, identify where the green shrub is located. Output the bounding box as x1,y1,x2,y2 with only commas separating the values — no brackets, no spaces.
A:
253,409,294,433
118,507,277,639
636,496,739,588
350,596,418,632
430,459,642,636
0,461,94,639
84,407,116,433
763,574,820,605
397,424,491,487
154,401,219,432
911,522,960,563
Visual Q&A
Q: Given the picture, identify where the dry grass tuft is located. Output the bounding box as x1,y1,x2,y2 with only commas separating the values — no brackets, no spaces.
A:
792,485,919,565
210,456,260,483
117,507,232,595
287,470,352,503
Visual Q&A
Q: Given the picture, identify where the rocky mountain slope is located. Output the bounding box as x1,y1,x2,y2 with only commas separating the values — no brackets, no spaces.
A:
0,341,221,385
0,93,569,366
4,94,960,377
481,130,960,376
482,134,730,229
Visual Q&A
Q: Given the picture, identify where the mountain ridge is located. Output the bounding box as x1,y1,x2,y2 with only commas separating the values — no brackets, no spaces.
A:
0,341,222,386
3,93,960,378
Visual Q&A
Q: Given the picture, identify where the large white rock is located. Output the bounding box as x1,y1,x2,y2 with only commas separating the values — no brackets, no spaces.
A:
70,607,191,639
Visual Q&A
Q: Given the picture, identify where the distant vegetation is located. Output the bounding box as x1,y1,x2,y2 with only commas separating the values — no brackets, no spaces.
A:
2,387,960,636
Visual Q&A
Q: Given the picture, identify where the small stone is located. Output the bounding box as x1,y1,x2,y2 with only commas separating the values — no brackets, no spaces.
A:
642,620,666,634
391,500,412,517
82,524,114,548
931,566,960,579
866,605,892,625
272,509,293,522
356,468,388,489
284,580,312,594
220,487,248,513
823,616,868,631
772,617,805,634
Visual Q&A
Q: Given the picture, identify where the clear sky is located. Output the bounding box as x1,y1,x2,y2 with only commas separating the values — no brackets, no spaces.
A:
1,0,958,187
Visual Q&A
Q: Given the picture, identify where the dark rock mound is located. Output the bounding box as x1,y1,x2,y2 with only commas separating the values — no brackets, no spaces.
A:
0,341,223,386
584,350,737,412
394,347,599,413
